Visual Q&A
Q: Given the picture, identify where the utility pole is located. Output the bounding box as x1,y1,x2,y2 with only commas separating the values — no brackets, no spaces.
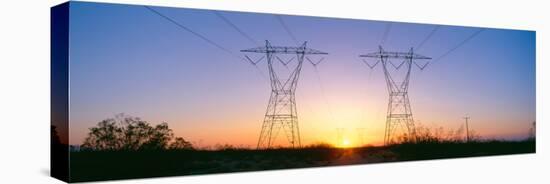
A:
360,46,431,145
241,40,328,149
463,116,470,142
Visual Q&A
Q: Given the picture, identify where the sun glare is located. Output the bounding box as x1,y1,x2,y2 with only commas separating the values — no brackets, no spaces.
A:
341,139,351,148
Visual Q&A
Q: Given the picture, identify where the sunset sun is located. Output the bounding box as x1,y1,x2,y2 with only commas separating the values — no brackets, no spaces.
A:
343,139,350,145
340,139,352,148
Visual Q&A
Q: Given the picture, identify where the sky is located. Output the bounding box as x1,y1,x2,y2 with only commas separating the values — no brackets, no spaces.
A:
67,2,536,147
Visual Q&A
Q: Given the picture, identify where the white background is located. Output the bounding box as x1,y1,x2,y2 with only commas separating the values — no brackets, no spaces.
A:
0,0,547,183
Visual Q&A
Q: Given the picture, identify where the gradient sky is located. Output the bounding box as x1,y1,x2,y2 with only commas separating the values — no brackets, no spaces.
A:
67,2,535,147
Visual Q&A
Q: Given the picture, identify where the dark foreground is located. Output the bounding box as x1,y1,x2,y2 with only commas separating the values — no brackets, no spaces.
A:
69,140,535,182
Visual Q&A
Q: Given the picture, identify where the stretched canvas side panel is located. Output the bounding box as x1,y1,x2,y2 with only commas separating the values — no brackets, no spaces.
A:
51,2,70,183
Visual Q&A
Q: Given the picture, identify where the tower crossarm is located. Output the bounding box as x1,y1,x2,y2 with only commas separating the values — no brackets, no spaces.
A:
241,46,328,55
359,51,431,60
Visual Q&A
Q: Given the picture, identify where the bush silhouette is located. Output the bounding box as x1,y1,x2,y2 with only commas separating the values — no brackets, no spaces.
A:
389,123,483,145
528,121,536,140
169,137,194,150
51,125,61,145
81,114,191,151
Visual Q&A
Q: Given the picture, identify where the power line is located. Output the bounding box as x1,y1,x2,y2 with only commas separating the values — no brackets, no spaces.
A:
214,11,260,46
412,25,441,72
420,28,484,72
432,28,485,64
272,15,338,133
211,10,269,79
380,22,393,46
275,15,299,45
144,6,238,59
144,6,268,80
312,66,337,124
415,25,440,50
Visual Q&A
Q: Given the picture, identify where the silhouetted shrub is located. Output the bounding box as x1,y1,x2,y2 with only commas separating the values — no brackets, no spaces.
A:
390,123,483,145
302,142,334,149
81,114,191,151
169,137,194,150
528,121,536,141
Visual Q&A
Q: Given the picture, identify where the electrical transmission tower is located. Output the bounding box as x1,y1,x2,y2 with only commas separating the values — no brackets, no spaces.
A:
242,40,328,149
360,46,431,145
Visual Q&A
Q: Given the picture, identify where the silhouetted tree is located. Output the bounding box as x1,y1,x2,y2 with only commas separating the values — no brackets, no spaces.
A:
82,118,122,150
81,114,177,151
169,137,194,150
119,115,154,150
528,121,536,140
51,125,61,145
51,125,69,180
142,123,174,150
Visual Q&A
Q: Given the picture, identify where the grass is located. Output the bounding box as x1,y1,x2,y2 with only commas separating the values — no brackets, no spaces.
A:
69,139,535,182
387,139,535,160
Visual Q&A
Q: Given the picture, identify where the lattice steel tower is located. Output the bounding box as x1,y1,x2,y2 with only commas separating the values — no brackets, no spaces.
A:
360,46,431,145
242,40,327,149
